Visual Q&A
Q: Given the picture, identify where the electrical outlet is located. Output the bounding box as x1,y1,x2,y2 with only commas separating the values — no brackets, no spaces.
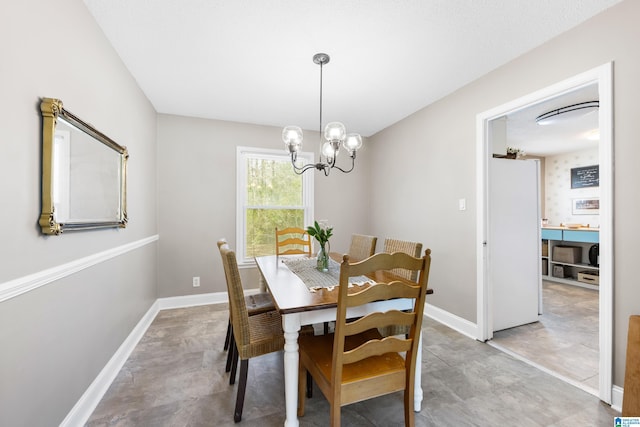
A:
192,276,200,287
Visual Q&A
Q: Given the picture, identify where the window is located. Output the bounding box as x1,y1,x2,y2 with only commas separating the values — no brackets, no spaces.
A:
236,147,314,264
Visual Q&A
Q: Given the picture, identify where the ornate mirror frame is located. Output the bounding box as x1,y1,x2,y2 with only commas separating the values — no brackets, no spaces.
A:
39,98,128,235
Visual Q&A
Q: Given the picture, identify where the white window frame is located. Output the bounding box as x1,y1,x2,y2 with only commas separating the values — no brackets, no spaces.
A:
236,146,314,266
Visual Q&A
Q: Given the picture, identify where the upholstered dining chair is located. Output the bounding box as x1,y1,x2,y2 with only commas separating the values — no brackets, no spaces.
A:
217,239,284,423
383,238,423,281
275,227,312,258
347,234,377,262
380,238,424,337
329,234,377,263
297,250,432,427
218,239,275,371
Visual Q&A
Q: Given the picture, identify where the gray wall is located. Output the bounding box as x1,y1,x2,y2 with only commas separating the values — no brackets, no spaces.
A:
156,114,372,297
3,0,639,424
368,0,640,387
0,0,158,425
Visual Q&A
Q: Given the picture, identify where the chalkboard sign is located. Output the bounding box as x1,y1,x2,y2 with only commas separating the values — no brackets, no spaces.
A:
571,165,599,188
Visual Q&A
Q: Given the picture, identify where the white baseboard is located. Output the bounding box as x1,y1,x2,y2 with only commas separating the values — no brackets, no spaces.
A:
424,302,479,340
60,300,160,427
157,291,228,309
157,288,261,310
611,385,624,413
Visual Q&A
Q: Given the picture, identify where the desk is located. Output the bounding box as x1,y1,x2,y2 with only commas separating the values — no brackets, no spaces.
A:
255,255,425,427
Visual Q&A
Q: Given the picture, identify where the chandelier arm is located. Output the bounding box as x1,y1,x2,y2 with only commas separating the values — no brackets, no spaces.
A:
290,153,320,175
332,159,355,174
292,162,320,175
331,152,356,173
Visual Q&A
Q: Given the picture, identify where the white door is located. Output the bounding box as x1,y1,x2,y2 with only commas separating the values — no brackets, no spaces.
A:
490,157,541,332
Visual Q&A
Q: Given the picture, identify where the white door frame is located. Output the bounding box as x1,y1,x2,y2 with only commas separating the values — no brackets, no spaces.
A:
475,62,613,403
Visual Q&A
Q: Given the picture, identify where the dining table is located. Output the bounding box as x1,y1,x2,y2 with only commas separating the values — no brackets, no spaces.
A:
255,254,432,427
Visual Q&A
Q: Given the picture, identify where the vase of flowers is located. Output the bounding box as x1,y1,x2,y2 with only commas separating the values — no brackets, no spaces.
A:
306,220,333,272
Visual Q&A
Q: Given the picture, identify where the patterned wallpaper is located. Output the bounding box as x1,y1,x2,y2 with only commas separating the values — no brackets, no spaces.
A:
544,148,600,227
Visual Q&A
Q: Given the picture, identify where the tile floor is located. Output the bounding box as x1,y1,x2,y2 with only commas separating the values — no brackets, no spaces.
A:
491,281,599,392
86,301,618,426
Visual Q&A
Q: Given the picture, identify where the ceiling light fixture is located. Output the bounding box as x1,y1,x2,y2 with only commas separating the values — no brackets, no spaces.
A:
282,53,362,176
535,101,599,125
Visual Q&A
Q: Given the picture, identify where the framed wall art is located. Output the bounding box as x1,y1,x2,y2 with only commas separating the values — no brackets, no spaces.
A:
572,198,599,215
571,164,599,189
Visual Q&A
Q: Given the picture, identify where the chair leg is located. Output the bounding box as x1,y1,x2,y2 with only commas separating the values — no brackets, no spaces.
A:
306,371,313,398
229,341,239,385
330,402,341,427
225,329,235,373
404,388,415,427
224,319,232,351
234,359,249,423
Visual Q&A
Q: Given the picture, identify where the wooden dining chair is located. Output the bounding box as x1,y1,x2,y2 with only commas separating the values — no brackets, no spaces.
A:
218,239,275,372
217,239,285,422
623,315,640,416
275,227,312,258
297,250,432,427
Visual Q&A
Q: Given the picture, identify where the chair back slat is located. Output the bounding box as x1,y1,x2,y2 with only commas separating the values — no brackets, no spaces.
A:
343,336,412,365
345,280,421,307
344,310,415,336
343,252,423,278
275,227,312,257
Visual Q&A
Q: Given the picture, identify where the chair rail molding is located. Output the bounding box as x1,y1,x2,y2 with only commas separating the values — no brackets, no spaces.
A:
0,235,159,303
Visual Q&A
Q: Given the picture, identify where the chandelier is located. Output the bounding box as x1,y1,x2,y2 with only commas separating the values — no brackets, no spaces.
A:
282,53,362,175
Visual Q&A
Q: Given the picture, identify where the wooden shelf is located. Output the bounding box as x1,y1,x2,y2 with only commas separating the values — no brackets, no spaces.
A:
541,229,599,291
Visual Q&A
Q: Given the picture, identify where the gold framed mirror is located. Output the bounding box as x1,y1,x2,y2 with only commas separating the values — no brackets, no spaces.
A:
39,98,128,235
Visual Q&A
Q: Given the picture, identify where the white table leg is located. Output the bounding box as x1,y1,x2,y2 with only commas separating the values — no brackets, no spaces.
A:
283,313,301,427
258,272,267,292
414,331,423,412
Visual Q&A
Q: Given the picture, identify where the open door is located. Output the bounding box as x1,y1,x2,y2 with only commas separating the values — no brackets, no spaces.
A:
478,63,613,403
490,157,541,332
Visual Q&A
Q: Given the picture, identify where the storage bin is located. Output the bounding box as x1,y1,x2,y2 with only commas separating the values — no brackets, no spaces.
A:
552,245,582,264
542,259,548,275
542,240,549,257
578,270,600,285
552,265,567,278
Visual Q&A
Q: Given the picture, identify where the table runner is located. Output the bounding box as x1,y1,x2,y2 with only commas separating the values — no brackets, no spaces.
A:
281,257,370,291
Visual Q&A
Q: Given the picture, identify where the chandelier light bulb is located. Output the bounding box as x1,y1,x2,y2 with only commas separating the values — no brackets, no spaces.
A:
343,133,363,152
322,141,337,159
283,126,303,149
324,122,346,142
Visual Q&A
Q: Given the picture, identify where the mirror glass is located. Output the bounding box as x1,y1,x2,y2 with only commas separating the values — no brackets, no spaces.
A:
40,98,128,235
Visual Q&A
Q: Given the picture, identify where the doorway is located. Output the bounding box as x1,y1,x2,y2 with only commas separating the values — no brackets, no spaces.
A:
475,63,613,403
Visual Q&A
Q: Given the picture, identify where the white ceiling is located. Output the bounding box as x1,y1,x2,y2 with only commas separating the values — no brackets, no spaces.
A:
83,0,621,139
505,83,600,156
